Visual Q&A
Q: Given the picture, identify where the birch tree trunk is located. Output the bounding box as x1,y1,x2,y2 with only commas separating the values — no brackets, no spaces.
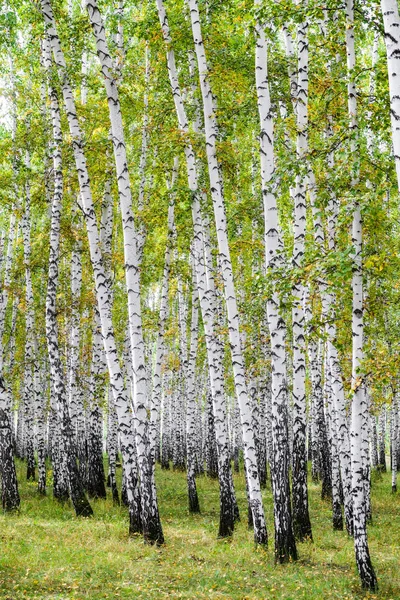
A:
156,0,239,538
185,267,201,513
0,207,19,508
35,356,47,495
40,0,146,539
324,101,354,538
86,312,107,499
391,393,398,492
22,170,36,482
85,0,163,543
325,351,343,530
371,414,379,469
136,43,150,264
378,405,387,472
0,375,19,511
381,0,400,191
346,1,377,589
187,0,267,546
0,213,16,369
150,162,177,469
255,2,297,561
291,4,312,541
44,43,93,516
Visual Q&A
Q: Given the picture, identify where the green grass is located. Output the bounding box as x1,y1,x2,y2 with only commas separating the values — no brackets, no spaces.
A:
0,461,399,599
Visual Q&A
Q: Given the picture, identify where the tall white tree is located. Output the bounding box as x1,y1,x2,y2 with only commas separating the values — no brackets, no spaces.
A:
85,0,163,543
255,0,297,561
40,0,150,540
155,0,240,538
187,0,268,546
346,0,377,590
42,38,93,517
381,0,400,191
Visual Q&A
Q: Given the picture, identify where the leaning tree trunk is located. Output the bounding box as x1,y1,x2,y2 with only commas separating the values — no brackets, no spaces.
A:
41,0,145,538
85,0,163,543
156,0,239,538
187,0,267,546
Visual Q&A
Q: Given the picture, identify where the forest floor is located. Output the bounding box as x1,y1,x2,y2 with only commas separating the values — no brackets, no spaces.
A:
0,461,399,600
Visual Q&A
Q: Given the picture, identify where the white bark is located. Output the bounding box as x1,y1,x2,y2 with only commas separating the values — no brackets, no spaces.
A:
149,160,177,465
22,159,36,481
84,0,163,543
41,0,147,536
185,270,201,512
381,0,400,190
391,393,398,492
255,1,296,559
291,2,312,541
0,213,16,373
347,1,377,589
322,118,353,535
187,0,267,545
156,0,239,538
136,43,150,263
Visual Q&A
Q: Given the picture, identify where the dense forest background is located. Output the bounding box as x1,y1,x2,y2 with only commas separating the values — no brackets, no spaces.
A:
0,0,400,596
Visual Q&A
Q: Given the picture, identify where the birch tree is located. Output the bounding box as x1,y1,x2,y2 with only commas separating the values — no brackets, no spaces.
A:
381,0,400,191
255,0,297,561
155,0,239,538
346,0,377,589
187,0,268,546
40,0,155,541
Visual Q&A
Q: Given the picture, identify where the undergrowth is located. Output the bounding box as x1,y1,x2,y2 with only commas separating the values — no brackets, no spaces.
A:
0,460,399,599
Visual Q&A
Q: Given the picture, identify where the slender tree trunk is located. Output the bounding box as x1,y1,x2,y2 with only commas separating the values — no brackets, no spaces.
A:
371,414,379,469
255,2,296,560
378,405,387,472
346,1,377,589
156,0,239,538
0,378,20,511
187,0,267,546
325,353,343,530
149,161,176,473
290,2,313,542
391,393,398,492
381,0,400,191
35,359,47,495
43,41,93,517
85,0,163,543
22,174,36,482
185,271,201,513
107,387,120,504
41,2,146,533
86,312,107,499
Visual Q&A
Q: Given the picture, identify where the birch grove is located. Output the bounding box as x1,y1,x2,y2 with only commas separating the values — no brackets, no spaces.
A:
1,0,400,593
